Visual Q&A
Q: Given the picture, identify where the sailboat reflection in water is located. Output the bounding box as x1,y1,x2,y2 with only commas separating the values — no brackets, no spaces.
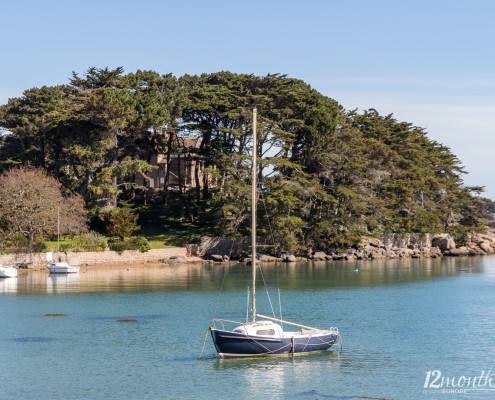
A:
210,109,341,358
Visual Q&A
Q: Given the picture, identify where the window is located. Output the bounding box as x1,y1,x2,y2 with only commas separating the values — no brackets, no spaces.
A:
256,329,275,336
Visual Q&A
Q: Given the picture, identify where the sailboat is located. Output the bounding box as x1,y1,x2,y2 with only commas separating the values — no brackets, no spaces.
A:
0,265,18,278
47,208,80,274
209,109,340,358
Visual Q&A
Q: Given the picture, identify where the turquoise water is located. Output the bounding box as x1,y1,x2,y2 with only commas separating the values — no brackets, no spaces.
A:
1,257,495,399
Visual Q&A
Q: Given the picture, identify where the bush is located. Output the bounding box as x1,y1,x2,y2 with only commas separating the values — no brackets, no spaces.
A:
107,208,140,240
11,233,28,247
33,239,48,252
60,242,74,252
108,237,150,253
80,231,107,251
128,236,150,253
187,236,202,245
81,243,106,252
108,241,133,252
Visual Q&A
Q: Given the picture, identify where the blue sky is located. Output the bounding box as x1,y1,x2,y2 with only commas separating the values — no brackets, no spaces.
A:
1,0,494,199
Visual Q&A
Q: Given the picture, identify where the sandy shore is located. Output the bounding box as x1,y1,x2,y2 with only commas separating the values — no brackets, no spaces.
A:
17,256,205,273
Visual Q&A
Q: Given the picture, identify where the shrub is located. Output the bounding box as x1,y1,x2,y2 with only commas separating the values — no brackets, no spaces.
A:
108,240,133,252
107,208,140,240
81,243,106,252
80,231,107,251
108,237,150,253
11,233,28,247
33,239,48,252
128,236,150,253
188,236,202,245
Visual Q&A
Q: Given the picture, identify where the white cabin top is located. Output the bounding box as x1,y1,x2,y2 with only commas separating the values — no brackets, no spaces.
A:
233,321,283,337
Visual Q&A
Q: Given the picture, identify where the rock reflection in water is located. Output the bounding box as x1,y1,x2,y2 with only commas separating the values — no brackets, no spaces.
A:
5,257,488,295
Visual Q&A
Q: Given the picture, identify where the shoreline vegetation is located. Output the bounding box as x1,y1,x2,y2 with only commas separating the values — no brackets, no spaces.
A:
5,227,495,272
1,68,495,257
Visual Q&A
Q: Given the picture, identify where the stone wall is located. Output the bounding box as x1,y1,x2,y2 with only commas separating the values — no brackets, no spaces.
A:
0,252,50,267
380,233,433,249
199,237,251,258
0,247,188,268
199,231,495,261
199,234,445,258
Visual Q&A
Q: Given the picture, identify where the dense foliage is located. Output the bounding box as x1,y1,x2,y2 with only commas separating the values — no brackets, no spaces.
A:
0,68,485,253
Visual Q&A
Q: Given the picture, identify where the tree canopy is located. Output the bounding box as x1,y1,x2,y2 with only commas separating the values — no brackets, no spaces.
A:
0,68,485,252
0,167,87,246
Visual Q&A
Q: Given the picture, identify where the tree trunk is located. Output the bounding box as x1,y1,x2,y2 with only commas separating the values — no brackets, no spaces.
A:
40,136,46,169
163,132,174,207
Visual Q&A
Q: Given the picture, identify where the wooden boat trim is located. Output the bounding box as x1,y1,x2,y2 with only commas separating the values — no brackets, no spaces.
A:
256,314,322,332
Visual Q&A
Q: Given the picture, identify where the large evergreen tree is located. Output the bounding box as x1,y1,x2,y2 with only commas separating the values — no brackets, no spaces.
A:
0,68,485,251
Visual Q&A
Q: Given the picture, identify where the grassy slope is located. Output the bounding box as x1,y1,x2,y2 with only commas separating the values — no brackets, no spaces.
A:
135,204,217,249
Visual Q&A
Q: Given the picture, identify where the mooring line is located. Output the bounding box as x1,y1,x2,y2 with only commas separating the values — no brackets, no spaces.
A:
198,329,209,359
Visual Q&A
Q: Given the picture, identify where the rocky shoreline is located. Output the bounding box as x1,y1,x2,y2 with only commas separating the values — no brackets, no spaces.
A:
198,228,495,263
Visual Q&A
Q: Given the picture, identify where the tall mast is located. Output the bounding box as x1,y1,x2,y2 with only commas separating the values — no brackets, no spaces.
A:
251,108,257,322
57,207,60,256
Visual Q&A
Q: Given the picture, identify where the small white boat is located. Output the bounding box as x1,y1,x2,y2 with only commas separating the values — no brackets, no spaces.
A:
47,208,80,274
47,262,80,274
0,265,18,278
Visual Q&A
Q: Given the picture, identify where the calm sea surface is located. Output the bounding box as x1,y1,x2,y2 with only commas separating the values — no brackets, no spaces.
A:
1,257,495,399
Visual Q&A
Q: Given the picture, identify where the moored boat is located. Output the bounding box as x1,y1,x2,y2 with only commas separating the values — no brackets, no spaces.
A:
47,208,80,274
209,109,340,358
47,262,80,274
210,319,339,358
0,265,18,278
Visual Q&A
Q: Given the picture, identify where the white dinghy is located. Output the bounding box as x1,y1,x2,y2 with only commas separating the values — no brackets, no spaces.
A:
0,265,18,278
47,208,80,274
47,262,80,274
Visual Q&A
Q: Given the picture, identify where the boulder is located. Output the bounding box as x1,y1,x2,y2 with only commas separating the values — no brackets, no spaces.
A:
429,247,443,258
383,250,398,258
368,238,384,248
169,256,188,263
370,251,385,260
480,242,493,254
16,262,34,269
222,255,230,262
258,254,281,262
445,247,469,257
282,253,297,262
209,254,224,262
312,251,328,261
327,247,338,255
432,237,456,251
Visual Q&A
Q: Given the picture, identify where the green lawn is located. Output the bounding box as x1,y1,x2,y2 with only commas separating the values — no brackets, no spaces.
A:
5,204,218,254
136,204,218,248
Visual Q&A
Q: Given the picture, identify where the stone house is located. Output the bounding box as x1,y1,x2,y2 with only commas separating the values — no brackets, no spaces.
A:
135,137,214,190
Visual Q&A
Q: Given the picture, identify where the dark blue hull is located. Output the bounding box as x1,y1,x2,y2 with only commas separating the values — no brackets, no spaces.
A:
210,328,338,358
